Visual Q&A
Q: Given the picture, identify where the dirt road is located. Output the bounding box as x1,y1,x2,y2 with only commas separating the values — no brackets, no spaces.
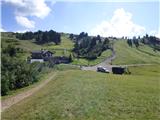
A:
1,73,57,112
81,49,152,72
81,49,116,72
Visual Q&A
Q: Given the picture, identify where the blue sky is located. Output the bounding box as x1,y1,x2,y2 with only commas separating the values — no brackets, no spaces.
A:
1,0,159,37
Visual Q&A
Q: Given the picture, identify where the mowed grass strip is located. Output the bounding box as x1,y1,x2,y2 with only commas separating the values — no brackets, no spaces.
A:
113,40,160,65
129,65,160,77
2,66,160,120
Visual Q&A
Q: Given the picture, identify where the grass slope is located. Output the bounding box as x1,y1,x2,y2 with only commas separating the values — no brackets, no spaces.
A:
1,68,55,100
72,49,112,66
43,34,74,56
1,33,113,65
44,34,74,50
113,40,160,65
2,65,160,120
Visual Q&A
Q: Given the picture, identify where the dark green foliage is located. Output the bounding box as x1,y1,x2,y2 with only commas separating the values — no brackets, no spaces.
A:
54,32,61,45
69,54,73,62
16,30,61,45
1,45,44,96
127,35,160,51
103,38,109,44
77,32,88,40
103,38,110,50
73,32,110,60
69,33,74,40
1,72,9,96
126,37,139,48
127,39,133,47
133,37,139,48
139,34,159,51
4,45,16,56
2,44,24,57
15,32,34,40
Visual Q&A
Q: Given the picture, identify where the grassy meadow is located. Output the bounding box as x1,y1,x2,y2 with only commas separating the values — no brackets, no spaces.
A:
1,33,113,65
2,65,160,120
44,34,74,50
112,40,160,65
72,49,112,66
2,32,160,120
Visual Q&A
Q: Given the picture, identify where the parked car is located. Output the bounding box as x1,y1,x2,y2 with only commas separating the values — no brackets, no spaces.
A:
97,66,110,73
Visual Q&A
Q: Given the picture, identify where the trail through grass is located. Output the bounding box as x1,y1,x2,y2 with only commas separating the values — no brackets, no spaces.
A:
2,65,160,120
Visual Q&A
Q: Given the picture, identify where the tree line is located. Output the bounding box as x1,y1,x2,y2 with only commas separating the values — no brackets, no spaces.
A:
16,30,61,45
127,34,160,51
127,36,140,48
71,32,111,60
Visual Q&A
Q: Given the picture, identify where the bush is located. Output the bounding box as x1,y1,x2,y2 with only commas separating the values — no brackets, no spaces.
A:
1,45,46,96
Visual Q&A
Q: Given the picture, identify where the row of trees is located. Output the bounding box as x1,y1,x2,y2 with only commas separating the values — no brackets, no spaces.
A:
127,37,140,48
16,30,61,45
127,34,160,51
1,45,44,96
141,34,160,51
72,32,110,60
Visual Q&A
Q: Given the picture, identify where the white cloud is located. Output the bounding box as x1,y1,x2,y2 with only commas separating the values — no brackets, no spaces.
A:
90,8,146,37
15,29,29,33
46,0,56,6
155,31,160,38
0,28,6,32
15,16,35,28
149,30,160,38
149,30,157,35
3,0,52,28
15,0,51,19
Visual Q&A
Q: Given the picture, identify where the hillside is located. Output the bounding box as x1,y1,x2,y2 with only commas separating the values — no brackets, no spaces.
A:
1,33,73,58
1,32,112,65
112,40,160,65
4,33,160,66
1,32,160,120
1,1,159,120
2,65,160,120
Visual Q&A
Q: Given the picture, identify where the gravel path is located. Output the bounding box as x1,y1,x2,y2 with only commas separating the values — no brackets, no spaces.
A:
81,49,152,72
81,49,116,72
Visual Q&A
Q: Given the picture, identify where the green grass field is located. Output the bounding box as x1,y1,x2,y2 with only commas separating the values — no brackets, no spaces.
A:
44,34,74,50
43,34,74,56
2,65,160,120
1,33,73,56
1,68,55,100
72,50,112,66
1,33,113,64
112,40,160,65
2,33,160,120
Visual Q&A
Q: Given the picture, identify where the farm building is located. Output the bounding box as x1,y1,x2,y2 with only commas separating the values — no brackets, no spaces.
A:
29,49,71,64
29,50,53,63
31,50,53,59
112,67,126,74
